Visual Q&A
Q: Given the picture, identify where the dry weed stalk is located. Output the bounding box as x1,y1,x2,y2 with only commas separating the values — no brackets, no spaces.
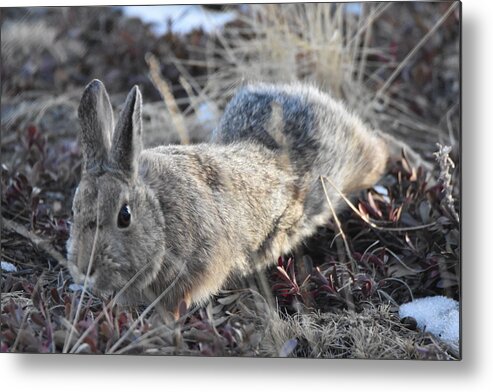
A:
434,143,460,224
320,176,353,263
106,258,191,354
2,218,68,268
146,52,190,145
63,196,101,353
67,260,154,353
200,3,370,104
374,2,459,100
320,175,436,232
163,2,456,155
259,304,450,358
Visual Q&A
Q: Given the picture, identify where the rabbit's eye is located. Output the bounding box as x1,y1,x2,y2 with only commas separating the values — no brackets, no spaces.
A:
117,204,131,228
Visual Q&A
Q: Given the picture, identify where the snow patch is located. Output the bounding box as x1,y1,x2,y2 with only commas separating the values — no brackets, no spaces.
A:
196,101,216,123
69,283,84,292
121,5,237,35
345,3,363,15
399,296,459,348
373,185,388,196
1,261,17,273
373,185,390,202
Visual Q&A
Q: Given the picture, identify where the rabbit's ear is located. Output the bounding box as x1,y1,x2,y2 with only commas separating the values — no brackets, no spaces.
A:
110,85,143,175
78,79,114,172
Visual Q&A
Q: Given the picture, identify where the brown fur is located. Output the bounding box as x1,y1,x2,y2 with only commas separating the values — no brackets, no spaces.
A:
67,80,422,314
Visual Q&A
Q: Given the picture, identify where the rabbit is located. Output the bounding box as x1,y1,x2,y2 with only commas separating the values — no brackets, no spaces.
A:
67,79,423,317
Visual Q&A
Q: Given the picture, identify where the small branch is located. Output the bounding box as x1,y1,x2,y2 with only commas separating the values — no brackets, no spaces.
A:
320,175,437,232
2,218,68,268
433,143,460,224
145,52,190,145
63,196,100,353
374,2,458,99
320,176,354,263
107,258,190,354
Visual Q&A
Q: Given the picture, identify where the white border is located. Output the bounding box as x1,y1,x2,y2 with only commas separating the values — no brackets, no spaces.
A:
2,0,493,391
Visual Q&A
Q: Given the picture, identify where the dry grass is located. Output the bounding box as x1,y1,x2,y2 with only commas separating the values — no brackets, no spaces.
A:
259,304,456,359
169,3,459,155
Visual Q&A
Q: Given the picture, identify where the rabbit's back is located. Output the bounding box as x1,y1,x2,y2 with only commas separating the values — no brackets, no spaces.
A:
212,83,320,175
213,83,388,235
139,142,303,305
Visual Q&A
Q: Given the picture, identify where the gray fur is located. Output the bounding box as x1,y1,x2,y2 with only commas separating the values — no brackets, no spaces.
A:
77,79,114,173
68,80,400,313
110,86,143,176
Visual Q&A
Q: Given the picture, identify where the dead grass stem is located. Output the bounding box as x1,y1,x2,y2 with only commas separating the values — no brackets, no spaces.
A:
146,53,190,145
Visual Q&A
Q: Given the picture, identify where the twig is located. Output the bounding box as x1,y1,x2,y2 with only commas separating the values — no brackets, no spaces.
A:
379,277,414,302
1,218,68,268
320,175,437,232
63,195,100,353
433,143,460,224
320,176,354,264
68,260,153,353
10,272,47,352
10,305,31,353
375,246,426,274
374,2,458,99
145,52,190,145
356,4,375,87
112,324,174,354
107,258,190,354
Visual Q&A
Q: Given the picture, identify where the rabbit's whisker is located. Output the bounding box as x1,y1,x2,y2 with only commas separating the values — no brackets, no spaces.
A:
64,195,101,353
68,260,153,353
107,258,190,354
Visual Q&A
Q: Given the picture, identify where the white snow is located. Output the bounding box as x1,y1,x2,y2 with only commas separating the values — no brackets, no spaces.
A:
121,5,237,35
121,4,360,36
345,3,363,15
373,185,388,196
68,283,84,292
1,261,17,273
373,185,390,203
195,101,216,123
399,296,459,348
